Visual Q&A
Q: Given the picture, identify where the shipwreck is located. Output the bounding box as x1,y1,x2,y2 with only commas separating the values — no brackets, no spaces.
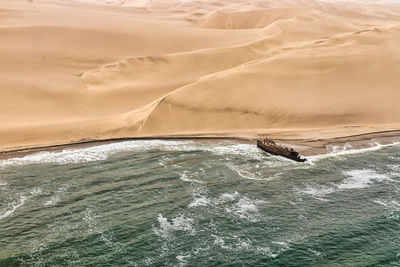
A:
257,139,307,162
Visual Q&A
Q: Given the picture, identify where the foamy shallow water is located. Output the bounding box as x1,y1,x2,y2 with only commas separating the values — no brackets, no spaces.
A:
0,141,399,266
0,141,270,169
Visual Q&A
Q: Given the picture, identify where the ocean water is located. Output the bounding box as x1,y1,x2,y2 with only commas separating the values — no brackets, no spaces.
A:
0,140,399,266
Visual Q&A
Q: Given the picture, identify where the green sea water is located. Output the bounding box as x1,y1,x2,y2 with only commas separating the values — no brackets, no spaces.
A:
0,140,399,266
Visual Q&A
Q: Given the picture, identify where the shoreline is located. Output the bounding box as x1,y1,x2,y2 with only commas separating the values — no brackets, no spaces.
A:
2,0,400,163
1,129,400,161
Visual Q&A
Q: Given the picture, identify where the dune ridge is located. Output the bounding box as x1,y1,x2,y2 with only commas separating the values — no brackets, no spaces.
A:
1,0,400,152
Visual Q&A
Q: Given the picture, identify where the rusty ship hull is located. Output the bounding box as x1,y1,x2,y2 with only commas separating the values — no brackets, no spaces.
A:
257,140,307,162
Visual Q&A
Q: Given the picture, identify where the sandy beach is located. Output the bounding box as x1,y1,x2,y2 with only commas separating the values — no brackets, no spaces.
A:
1,0,400,153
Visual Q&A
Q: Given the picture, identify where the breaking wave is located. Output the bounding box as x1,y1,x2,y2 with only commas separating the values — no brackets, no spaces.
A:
0,141,193,168
338,169,392,190
0,141,270,169
0,196,28,220
308,140,400,163
153,214,195,239
219,192,265,222
188,195,210,208
0,187,42,220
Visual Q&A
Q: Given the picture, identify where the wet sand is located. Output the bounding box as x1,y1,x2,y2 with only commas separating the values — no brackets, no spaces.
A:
1,130,400,161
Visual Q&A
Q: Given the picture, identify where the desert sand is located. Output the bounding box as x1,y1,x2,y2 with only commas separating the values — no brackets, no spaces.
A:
1,0,400,152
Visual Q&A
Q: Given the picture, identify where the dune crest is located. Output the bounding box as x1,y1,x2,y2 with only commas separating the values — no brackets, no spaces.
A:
199,8,302,29
1,0,400,151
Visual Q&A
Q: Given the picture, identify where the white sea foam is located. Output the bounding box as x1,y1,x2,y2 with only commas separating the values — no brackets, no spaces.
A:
82,208,127,255
0,141,279,168
308,248,323,257
202,144,264,160
228,164,279,181
0,187,43,220
192,189,267,228
188,196,210,208
213,236,232,250
236,197,258,215
219,191,240,202
338,169,391,189
388,164,400,172
221,146,295,168
45,195,60,206
189,190,265,221
158,156,169,167
30,187,42,196
144,257,154,265
297,184,334,201
0,140,194,168
233,197,265,222
373,199,400,208
374,199,400,220
270,234,306,258
308,141,400,164
82,208,99,233
212,235,280,257
0,139,307,169
270,241,290,258
45,185,70,206
213,236,253,251
0,196,27,220
153,214,195,239
387,164,400,179
230,165,259,180
179,171,203,184
176,254,190,265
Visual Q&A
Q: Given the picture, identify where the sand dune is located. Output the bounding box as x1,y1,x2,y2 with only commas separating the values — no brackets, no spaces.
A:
1,0,400,151
199,8,303,29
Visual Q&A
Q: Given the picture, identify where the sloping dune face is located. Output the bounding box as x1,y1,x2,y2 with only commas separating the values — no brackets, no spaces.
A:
1,0,400,150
